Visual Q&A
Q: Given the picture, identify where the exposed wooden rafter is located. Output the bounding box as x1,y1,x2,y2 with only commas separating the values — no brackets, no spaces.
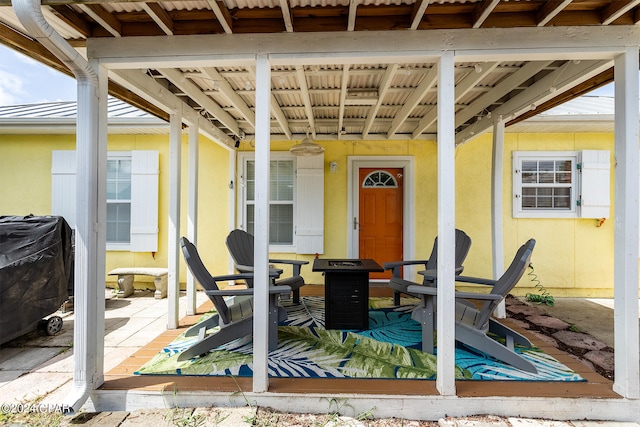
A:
508,68,615,125
387,66,437,138
77,3,121,37
410,0,429,30
348,0,358,31
0,1,632,142
200,66,256,129
157,68,241,136
295,65,316,137
205,0,233,34
602,0,640,25
141,2,174,35
247,66,292,139
279,0,293,32
49,5,91,37
412,62,499,138
456,59,612,144
362,64,397,138
536,1,573,27
454,61,554,129
337,65,350,140
472,0,500,29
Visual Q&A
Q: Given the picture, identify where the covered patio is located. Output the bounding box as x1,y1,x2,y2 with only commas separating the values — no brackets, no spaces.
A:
99,286,620,420
0,0,638,421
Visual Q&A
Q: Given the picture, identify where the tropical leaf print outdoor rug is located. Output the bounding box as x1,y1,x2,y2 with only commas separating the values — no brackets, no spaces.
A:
135,296,584,381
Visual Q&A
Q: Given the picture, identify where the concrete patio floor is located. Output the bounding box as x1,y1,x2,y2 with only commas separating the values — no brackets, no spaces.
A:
0,289,209,408
0,289,638,426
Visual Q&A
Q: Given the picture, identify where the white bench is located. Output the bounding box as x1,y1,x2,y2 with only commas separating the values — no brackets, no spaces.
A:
108,267,168,299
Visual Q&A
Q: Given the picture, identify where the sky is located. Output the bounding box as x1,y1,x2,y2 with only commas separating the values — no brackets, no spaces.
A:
0,42,619,107
0,44,77,106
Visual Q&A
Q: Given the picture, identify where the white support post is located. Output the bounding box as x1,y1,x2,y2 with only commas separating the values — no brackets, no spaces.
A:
167,107,182,329
253,53,271,392
93,60,108,384
491,118,506,318
612,48,640,399
186,123,199,316
436,50,456,396
229,150,237,275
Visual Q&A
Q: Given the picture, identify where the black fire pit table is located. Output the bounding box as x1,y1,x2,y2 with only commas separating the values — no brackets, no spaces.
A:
312,258,384,330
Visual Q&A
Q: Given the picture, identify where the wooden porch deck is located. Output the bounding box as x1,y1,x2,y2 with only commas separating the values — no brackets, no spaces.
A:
100,286,618,400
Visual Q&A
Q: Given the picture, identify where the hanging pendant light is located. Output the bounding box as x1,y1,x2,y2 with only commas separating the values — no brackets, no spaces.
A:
289,127,325,156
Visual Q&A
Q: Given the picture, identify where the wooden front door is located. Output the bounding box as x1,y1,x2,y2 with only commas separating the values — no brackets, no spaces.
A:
358,168,403,279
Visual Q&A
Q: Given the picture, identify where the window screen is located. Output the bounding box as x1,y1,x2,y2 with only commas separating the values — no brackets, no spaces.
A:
106,158,132,243
246,159,294,245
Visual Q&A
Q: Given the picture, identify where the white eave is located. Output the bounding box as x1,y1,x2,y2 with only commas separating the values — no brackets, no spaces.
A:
0,98,168,134
508,95,634,133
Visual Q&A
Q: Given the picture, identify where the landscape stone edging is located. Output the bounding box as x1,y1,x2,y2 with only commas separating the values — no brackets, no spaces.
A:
505,296,614,379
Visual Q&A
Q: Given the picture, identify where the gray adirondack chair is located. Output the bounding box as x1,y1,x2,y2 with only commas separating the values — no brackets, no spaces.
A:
178,237,294,361
395,238,537,373
226,229,308,303
384,229,472,305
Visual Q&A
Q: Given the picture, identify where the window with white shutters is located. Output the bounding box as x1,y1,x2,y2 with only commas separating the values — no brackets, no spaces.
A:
52,150,159,251
513,150,610,219
238,152,324,254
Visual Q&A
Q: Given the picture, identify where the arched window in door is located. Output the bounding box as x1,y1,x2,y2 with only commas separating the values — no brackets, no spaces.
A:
362,170,398,188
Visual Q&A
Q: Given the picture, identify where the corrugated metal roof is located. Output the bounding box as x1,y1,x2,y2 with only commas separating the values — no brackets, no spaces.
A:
0,97,160,119
507,96,626,133
1,95,630,136
539,95,616,116
0,97,168,135
0,0,633,145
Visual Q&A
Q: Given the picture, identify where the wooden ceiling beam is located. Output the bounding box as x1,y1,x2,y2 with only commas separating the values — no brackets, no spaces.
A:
456,59,611,145
508,68,614,126
412,61,500,138
536,0,573,27
454,61,553,128
295,65,316,137
49,4,92,37
108,81,170,121
387,66,437,139
247,65,292,139
279,0,293,32
347,0,358,31
337,65,349,139
0,22,69,75
601,0,640,25
362,63,397,138
410,0,429,30
141,2,174,35
205,0,233,34
0,22,168,121
200,66,255,129
111,69,234,147
78,3,122,37
157,67,241,136
472,0,500,29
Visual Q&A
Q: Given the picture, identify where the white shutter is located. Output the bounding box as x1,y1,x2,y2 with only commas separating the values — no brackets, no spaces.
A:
51,150,77,228
580,150,610,219
130,151,159,252
296,154,324,254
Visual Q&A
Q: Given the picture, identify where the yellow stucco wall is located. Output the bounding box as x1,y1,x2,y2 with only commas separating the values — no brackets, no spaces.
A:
0,132,231,290
269,132,623,298
1,130,631,297
454,131,619,297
